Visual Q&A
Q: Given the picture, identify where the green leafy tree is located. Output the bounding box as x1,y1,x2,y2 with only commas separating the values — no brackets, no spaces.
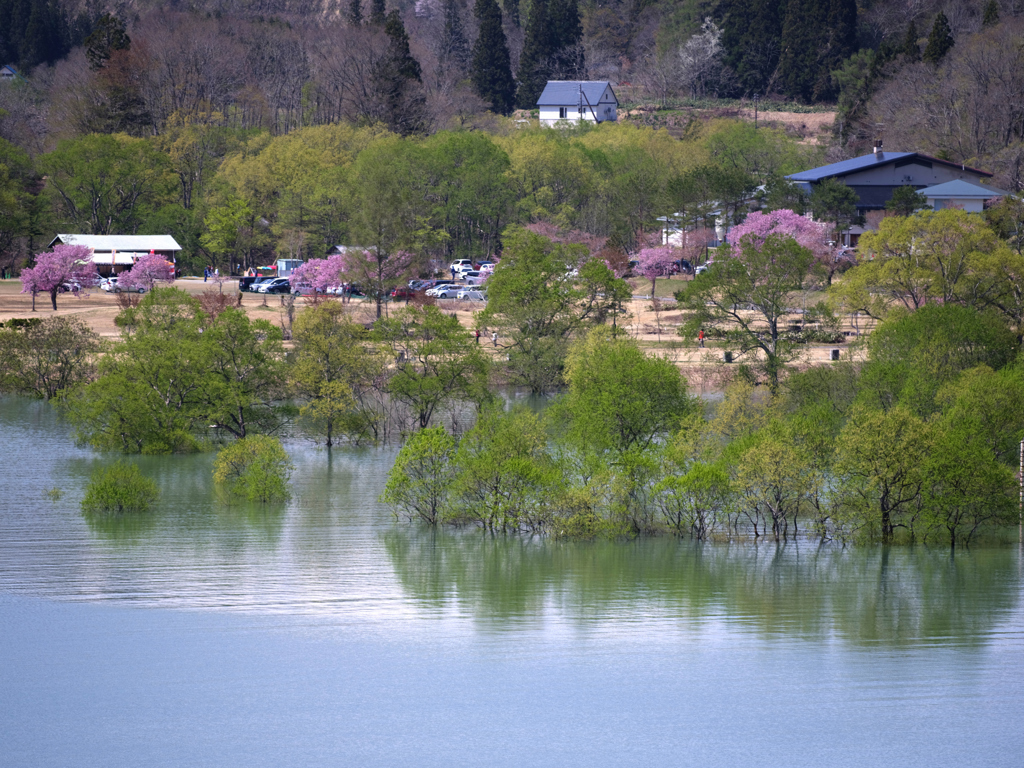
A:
920,422,1017,547
553,329,697,455
291,302,383,447
213,435,293,503
375,305,491,429
846,209,1024,330
923,12,954,65
380,426,457,524
68,288,287,453
856,304,1018,417
38,134,176,235
676,233,816,393
885,186,928,217
480,227,629,391
81,462,158,514
450,405,556,532
935,364,1024,466
421,131,513,261
833,404,932,542
0,316,100,400
470,0,516,115
809,177,858,253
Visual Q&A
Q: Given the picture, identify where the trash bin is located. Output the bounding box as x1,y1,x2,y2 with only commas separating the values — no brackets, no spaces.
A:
830,349,840,361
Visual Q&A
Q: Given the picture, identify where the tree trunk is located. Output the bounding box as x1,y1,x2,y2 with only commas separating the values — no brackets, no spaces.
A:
50,288,58,311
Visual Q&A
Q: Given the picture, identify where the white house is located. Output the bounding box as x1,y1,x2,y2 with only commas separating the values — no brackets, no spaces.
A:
537,81,618,126
918,179,1009,213
0,64,18,82
49,234,182,276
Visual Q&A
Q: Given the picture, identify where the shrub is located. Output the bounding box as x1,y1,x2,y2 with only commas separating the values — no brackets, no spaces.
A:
81,462,159,514
213,435,293,502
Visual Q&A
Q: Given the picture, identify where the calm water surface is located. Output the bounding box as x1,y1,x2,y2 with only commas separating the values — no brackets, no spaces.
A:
2,397,1023,767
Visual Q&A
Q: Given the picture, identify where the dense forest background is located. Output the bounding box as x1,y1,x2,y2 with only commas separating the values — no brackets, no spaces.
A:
1,0,1023,272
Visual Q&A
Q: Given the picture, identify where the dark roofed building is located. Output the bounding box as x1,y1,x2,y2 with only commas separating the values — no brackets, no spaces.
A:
537,81,617,126
787,145,993,214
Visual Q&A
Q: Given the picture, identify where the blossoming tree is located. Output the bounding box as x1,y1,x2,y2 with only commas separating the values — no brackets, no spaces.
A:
19,244,96,311
292,250,416,318
634,245,680,297
119,254,176,292
729,209,851,284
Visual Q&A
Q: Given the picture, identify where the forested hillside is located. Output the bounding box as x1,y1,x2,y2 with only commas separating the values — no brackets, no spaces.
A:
1,0,1023,273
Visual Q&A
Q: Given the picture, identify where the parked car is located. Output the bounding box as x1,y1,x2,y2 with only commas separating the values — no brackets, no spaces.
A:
694,262,715,276
257,277,291,294
477,262,495,273
391,286,419,300
99,276,146,294
408,279,428,290
426,284,460,298
238,276,261,291
448,259,473,274
456,289,487,301
672,259,693,275
461,270,488,285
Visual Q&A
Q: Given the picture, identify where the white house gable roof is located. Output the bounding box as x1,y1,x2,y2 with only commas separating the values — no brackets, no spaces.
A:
50,234,182,252
537,81,617,107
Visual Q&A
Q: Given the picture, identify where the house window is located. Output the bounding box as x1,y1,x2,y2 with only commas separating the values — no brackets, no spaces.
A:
559,107,567,119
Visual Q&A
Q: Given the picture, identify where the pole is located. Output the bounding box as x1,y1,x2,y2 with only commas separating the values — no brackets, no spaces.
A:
1019,438,1023,544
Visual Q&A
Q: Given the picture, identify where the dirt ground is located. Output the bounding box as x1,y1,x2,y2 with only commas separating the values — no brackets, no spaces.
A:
1,276,866,390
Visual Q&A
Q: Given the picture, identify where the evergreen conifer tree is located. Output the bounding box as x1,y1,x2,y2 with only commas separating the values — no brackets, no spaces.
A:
504,0,519,27
369,0,386,26
982,0,999,27
548,0,584,79
923,12,954,64
720,0,785,97
778,0,828,101
348,0,363,26
372,10,426,134
902,20,920,61
439,0,470,74
470,0,516,115
84,14,130,71
515,0,555,109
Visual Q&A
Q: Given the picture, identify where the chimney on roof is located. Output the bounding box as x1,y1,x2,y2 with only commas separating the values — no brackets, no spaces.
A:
873,139,883,159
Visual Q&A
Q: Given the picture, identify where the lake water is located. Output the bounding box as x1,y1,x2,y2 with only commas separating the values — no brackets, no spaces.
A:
2,396,1023,767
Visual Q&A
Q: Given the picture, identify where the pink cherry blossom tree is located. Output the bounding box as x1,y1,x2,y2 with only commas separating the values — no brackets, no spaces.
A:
635,245,679,297
291,250,416,318
729,209,850,283
119,254,176,292
20,244,96,311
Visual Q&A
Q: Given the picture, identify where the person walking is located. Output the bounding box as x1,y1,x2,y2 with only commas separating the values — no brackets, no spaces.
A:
475,329,481,344
491,331,498,347
698,329,705,348
203,267,209,282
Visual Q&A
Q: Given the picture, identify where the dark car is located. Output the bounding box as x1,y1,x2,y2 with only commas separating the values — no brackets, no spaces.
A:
238,276,260,291
672,259,694,275
257,277,291,294
391,286,420,300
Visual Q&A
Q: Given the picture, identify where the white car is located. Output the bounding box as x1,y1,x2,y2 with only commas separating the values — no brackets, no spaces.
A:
448,259,473,274
456,289,487,301
694,262,715,276
426,284,460,299
478,262,495,273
